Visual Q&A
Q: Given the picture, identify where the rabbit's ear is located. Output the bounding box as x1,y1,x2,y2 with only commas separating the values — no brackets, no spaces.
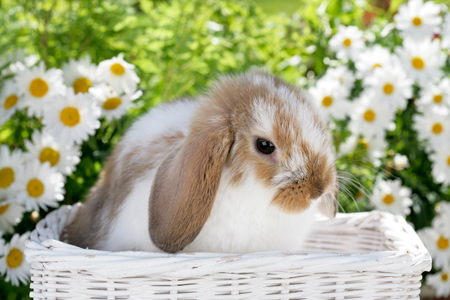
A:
148,114,232,253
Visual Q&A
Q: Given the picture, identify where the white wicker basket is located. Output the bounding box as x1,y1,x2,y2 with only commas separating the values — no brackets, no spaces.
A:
25,204,431,300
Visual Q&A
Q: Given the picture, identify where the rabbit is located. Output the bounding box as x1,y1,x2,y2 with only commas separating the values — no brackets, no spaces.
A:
62,71,339,254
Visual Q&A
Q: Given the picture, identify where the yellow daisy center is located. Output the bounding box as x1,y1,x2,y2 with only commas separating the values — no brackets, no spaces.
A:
363,109,376,122
73,77,92,94
342,38,352,47
321,96,333,107
0,204,9,215
447,155,450,166
110,63,125,75
433,94,443,104
442,273,449,282
6,248,23,268
412,17,422,26
29,78,49,98
412,57,425,70
372,63,382,70
103,97,122,110
39,147,60,167
4,94,18,109
60,107,80,127
437,236,449,250
27,178,44,198
0,167,14,189
382,194,394,205
383,83,394,95
432,123,443,135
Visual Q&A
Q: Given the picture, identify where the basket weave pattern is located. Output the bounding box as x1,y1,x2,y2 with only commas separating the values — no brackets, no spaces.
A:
25,205,431,299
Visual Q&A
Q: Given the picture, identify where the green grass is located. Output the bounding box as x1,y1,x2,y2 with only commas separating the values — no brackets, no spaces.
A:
254,0,303,15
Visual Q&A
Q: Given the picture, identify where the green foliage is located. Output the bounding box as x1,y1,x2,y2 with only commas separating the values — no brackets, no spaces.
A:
0,0,326,210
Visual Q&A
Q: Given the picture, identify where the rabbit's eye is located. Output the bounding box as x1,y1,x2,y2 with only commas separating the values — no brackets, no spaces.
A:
256,138,275,155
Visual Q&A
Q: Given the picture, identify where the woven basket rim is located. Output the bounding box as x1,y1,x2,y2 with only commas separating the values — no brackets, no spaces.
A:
25,204,432,278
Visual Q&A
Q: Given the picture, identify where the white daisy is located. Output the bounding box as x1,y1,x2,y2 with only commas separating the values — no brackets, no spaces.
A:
442,14,450,49
0,146,23,200
418,226,450,269
1,49,38,76
429,147,450,187
0,200,25,234
89,84,142,121
434,201,450,233
16,160,64,212
348,92,396,139
338,134,387,162
24,130,81,176
42,88,101,145
15,61,66,118
396,38,445,85
329,25,365,61
394,0,442,40
417,77,450,113
354,45,397,78
96,55,140,94
62,56,98,94
371,179,413,217
393,153,409,170
338,134,359,158
0,80,21,126
359,135,388,160
7,56,39,76
363,65,413,110
413,110,450,149
427,268,450,298
308,78,350,120
321,66,355,97
0,232,31,286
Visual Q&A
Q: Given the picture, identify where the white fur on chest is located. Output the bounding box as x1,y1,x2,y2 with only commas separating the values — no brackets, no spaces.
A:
185,169,319,253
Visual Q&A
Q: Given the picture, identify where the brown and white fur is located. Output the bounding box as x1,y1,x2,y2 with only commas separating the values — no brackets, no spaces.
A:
62,71,338,254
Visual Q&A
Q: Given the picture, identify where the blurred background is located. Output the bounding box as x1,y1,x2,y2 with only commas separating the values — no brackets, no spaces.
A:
1,0,450,299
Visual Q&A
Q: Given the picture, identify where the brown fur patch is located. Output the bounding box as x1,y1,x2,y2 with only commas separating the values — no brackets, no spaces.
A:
272,183,312,213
